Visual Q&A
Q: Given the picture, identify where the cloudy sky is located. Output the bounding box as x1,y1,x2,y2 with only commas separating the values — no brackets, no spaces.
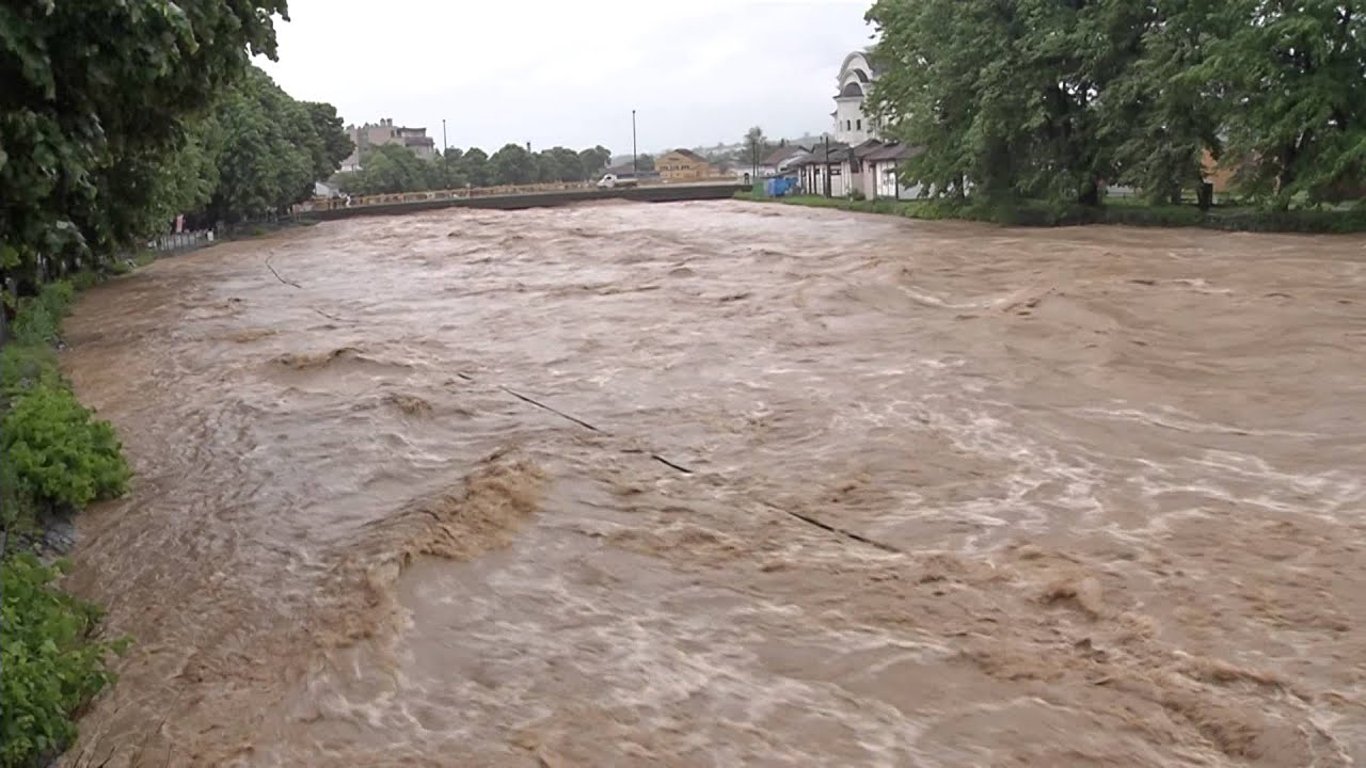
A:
259,0,876,155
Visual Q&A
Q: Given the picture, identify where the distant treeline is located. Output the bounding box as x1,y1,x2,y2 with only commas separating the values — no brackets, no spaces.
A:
867,0,1364,209
337,144,614,197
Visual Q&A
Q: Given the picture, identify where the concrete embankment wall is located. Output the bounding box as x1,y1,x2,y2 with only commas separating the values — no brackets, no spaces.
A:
300,183,748,222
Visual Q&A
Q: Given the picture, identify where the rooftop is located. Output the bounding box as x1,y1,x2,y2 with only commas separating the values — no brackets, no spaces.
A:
865,142,923,162
666,148,710,163
763,145,805,167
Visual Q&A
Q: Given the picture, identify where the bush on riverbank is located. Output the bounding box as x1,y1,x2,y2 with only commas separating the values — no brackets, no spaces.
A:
1,555,120,768
736,193,1366,233
3,387,130,512
1,279,129,767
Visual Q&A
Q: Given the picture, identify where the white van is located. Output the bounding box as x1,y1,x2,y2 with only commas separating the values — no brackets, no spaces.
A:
596,173,639,189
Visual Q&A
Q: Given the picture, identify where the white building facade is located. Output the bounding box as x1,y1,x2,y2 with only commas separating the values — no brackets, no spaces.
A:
832,51,878,145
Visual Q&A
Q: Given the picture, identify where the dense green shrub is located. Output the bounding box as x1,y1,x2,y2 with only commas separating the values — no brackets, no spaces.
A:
9,303,59,347
0,554,121,768
8,281,77,346
69,272,99,292
0,344,60,400
36,282,75,318
0,460,41,534
1,386,130,511
0,275,132,768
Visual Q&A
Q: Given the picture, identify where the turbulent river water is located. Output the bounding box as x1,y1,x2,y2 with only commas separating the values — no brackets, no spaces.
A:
59,201,1365,766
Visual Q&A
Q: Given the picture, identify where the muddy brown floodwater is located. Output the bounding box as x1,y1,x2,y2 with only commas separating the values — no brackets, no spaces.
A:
59,201,1366,767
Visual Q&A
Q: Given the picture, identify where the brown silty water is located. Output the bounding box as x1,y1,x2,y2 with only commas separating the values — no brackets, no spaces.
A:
58,201,1366,766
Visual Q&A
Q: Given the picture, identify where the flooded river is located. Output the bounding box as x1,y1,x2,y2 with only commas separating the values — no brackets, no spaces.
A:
61,201,1366,766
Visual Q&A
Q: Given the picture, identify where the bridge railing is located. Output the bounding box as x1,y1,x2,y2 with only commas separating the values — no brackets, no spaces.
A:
294,177,744,213
294,181,601,212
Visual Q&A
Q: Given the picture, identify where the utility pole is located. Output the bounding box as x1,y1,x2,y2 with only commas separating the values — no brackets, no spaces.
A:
632,109,638,175
442,118,447,155
824,135,831,198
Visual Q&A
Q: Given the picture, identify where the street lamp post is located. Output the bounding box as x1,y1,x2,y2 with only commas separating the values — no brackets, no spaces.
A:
632,109,638,175
442,118,447,155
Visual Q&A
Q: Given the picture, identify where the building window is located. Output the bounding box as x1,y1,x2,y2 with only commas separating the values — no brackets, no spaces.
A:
856,118,862,131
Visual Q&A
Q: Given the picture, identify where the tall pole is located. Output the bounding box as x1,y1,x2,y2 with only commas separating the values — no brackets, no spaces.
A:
442,118,447,155
632,109,638,175
824,135,831,198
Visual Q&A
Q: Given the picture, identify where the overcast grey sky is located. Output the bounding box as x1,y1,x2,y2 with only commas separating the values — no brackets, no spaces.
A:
258,0,875,155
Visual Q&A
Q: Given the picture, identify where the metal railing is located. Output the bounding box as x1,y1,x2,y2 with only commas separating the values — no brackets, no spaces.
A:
147,230,215,253
292,177,742,213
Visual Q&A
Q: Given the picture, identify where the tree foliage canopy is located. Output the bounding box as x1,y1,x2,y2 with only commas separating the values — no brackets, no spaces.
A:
867,0,1365,207
579,146,613,179
490,143,538,185
0,1,288,288
198,67,349,224
338,144,441,196
340,141,617,195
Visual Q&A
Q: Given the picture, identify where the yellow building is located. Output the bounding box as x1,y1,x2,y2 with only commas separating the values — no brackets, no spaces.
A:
657,149,715,182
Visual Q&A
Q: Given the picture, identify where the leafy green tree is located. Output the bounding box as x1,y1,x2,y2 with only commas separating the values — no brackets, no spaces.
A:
1103,0,1227,204
0,0,286,291
743,126,772,174
579,145,612,179
868,0,1019,200
1201,0,1365,206
871,0,1145,205
462,147,491,187
490,143,537,185
869,0,1363,208
439,147,468,188
181,68,352,222
338,144,438,196
538,147,586,182
635,153,656,173
201,68,316,222
302,102,355,181
534,151,558,183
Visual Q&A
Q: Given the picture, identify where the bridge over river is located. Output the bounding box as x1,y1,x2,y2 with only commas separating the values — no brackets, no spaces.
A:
299,180,749,221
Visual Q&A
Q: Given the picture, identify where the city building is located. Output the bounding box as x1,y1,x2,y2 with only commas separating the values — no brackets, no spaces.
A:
340,118,436,171
657,149,716,181
832,51,879,145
